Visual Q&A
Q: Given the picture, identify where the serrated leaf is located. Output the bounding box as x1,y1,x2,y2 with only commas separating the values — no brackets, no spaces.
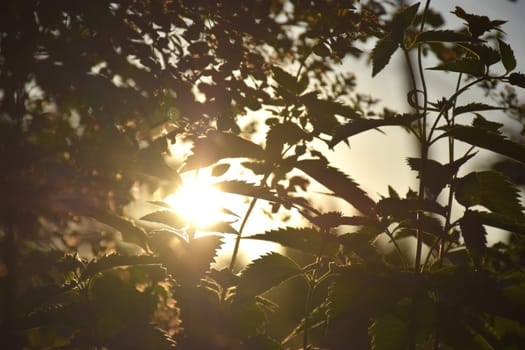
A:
371,34,399,77
498,39,516,72
460,209,488,266
443,124,525,164
283,302,329,344
91,210,148,250
236,252,303,297
467,210,525,236
83,254,162,279
330,113,421,148
428,58,485,76
296,159,375,216
472,114,504,132
265,121,306,160
313,42,330,57
272,66,303,94
211,163,230,177
140,210,187,229
245,227,339,256
181,131,265,172
415,30,482,44
216,180,288,204
369,314,408,350
301,92,360,120
453,6,506,38
453,103,503,117
377,198,447,219
460,44,501,67
455,171,524,222
391,2,420,35
197,221,238,234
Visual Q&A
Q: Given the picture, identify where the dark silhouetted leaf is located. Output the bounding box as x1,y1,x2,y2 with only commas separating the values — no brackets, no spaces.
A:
468,210,525,236
282,302,329,345
91,211,148,250
414,30,482,44
301,92,361,120
452,6,506,37
391,3,420,36
211,163,230,177
460,44,501,67
443,124,525,164
272,66,304,94
377,198,447,218
236,252,303,297
140,210,187,229
330,113,421,148
472,114,504,132
455,171,524,222
216,180,288,204
296,159,375,216
313,42,330,57
453,103,502,117
460,209,488,265
245,227,339,256
371,34,399,77
182,131,265,172
198,221,238,234
83,254,162,280
508,72,525,88
428,58,485,76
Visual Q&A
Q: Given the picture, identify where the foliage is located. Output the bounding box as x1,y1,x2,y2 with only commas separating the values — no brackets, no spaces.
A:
1,0,525,349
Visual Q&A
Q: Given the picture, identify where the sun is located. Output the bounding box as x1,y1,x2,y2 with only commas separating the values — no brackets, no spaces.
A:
164,175,227,229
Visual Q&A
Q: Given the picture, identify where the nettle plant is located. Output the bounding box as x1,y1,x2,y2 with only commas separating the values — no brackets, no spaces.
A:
3,1,525,349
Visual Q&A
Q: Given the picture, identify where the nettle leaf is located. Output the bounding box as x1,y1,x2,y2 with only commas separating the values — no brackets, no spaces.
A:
140,210,187,229
371,34,399,77
369,314,408,350
91,211,148,250
414,30,482,44
235,252,303,297
330,113,421,148
498,39,517,72
265,121,305,160
296,159,375,216
452,6,506,38
460,209,488,265
406,153,475,197
391,2,420,37
313,42,331,57
508,72,525,89
83,254,162,280
460,44,501,67
272,65,304,94
467,210,525,236
377,198,447,219
245,227,339,256
455,171,524,222
198,221,238,234
301,92,361,120
428,58,485,76
283,302,329,345
453,103,503,117
181,131,265,172
443,124,525,164
211,163,230,177
472,114,504,132
216,180,288,204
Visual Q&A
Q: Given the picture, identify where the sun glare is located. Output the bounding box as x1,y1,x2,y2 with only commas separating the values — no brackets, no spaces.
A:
162,170,287,265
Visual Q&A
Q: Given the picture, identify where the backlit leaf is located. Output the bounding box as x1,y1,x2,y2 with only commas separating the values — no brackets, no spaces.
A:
211,163,230,177
498,39,517,72
83,254,162,280
455,171,524,222
391,2,420,36
245,227,339,256
467,210,525,236
91,211,148,250
181,131,265,172
443,124,525,164
460,209,488,266
236,252,303,297
216,180,288,204
369,314,408,350
371,34,399,77
296,159,375,216
330,113,421,148
140,210,187,229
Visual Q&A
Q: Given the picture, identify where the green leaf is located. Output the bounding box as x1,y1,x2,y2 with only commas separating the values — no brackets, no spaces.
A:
369,314,408,350
460,209,488,265
330,113,421,148
443,124,525,164
296,159,375,216
498,39,517,72
140,210,187,229
181,131,265,172
245,227,339,256
414,30,482,44
428,58,485,76
453,103,503,117
235,252,303,297
455,171,524,222
83,254,162,280
371,34,399,77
